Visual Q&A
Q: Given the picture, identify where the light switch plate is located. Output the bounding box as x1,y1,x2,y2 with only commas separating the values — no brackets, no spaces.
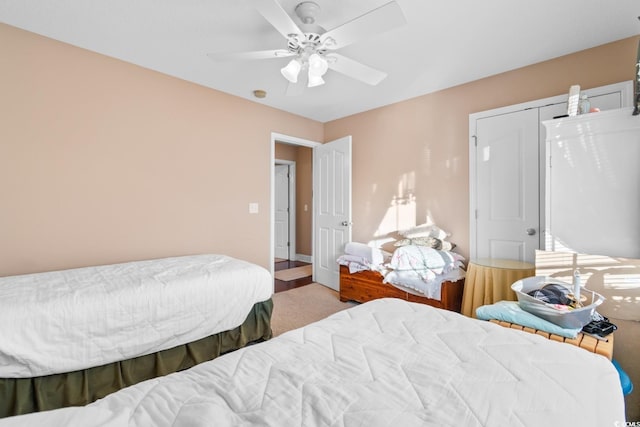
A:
249,203,259,214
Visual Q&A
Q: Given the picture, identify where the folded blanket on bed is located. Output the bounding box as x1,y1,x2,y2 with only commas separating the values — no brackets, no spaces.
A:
344,242,386,265
389,245,464,275
336,254,373,274
383,268,465,300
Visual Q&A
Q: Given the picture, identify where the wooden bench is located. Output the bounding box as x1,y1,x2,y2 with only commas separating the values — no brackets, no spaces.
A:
339,265,465,313
490,319,614,360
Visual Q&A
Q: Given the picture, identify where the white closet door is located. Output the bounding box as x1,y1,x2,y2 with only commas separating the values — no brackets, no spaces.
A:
470,81,632,263
475,108,540,262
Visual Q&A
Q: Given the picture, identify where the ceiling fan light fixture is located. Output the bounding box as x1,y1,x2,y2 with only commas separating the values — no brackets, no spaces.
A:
307,73,325,88
308,53,328,77
209,0,407,93
281,59,302,83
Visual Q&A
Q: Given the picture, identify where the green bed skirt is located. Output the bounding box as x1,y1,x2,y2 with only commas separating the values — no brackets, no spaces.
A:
0,298,273,419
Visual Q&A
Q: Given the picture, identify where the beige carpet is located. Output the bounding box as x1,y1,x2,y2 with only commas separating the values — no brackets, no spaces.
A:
274,265,312,281
271,283,356,336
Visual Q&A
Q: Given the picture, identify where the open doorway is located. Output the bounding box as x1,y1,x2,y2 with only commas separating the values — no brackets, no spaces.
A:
274,157,313,293
270,132,352,292
272,135,318,292
274,142,313,264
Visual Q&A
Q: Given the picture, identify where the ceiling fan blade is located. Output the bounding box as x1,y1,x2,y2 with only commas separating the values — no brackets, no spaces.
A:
320,1,406,50
327,53,387,86
253,0,303,39
207,49,294,61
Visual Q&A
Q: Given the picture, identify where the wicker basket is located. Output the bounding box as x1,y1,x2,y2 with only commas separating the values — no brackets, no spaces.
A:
511,276,604,329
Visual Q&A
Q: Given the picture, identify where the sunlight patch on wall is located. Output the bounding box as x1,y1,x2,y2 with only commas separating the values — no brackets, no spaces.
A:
373,172,417,237
374,193,416,237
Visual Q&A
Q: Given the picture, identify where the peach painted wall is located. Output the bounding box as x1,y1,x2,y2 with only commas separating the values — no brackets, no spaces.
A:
2,21,637,277
0,24,323,276
324,35,640,259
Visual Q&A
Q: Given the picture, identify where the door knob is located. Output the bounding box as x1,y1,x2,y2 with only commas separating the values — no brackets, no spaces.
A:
341,221,352,226
526,228,536,236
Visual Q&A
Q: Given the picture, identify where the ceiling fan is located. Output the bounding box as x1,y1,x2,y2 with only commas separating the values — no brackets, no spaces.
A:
207,0,406,94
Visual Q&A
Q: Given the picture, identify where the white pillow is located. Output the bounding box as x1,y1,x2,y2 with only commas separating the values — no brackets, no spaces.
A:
394,236,455,251
399,223,450,240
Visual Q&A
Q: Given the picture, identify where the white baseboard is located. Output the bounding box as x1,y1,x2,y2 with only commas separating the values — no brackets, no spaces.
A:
296,254,312,263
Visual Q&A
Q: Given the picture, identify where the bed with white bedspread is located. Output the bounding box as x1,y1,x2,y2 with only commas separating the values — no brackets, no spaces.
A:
0,298,625,426
0,254,273,417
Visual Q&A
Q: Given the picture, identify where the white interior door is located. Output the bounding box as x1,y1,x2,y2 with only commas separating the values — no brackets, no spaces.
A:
475,108,540,262
313,136,352,290
274,164,290,260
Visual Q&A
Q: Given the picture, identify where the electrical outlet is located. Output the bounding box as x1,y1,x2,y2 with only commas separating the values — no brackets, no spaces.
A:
249,203,259,214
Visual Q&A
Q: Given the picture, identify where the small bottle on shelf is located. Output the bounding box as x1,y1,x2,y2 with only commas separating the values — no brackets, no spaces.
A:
578,93,591,115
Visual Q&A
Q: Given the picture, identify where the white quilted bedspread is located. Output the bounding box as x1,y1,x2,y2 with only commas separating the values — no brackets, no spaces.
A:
0,298,625,426
0,254,272,377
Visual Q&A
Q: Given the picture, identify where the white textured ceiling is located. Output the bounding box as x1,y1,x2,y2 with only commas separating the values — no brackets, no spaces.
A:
1,0,639,122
